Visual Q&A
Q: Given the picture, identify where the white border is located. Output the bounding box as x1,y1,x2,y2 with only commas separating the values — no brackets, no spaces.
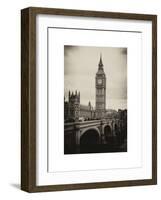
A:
48,28,142,172
36,14,152,185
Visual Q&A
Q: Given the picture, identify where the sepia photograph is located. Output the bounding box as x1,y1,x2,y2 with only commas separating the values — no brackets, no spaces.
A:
64,45,127,154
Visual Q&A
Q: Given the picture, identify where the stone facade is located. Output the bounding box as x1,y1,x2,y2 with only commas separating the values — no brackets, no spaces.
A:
64,91,95,122
95,54,106,119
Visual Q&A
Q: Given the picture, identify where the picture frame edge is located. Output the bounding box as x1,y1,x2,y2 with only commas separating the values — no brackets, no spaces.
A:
21,7,157,193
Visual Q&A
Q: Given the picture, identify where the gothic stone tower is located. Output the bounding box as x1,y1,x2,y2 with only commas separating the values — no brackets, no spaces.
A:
95,54,106,119
68,91,80,121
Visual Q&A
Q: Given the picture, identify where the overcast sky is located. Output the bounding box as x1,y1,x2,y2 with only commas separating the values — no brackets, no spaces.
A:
64,45,127,110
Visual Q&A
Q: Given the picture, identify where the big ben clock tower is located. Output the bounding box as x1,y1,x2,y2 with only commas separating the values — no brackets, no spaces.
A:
95,54,106,119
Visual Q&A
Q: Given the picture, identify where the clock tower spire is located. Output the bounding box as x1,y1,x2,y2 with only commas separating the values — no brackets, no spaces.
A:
95,54,106,119
98,53,103,70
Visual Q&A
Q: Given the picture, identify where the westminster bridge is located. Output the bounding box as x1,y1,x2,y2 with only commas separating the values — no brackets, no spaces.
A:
64,118,127,154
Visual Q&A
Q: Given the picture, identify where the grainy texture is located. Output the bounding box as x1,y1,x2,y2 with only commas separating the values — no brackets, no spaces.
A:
21,7,157,193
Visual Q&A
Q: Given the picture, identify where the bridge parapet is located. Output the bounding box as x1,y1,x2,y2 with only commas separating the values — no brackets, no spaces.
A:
64,120,101,132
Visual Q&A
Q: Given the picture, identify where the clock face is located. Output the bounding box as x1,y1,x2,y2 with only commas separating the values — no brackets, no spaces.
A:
97,79,102,84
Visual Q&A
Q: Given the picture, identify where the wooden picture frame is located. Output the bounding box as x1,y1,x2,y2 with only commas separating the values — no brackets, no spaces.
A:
21,7,157,192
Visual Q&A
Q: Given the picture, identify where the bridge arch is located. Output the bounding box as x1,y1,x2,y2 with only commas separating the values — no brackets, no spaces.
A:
80,128,100,153
104,125,113,143
104,125,112,136
114,123,119,136
80,127,100,138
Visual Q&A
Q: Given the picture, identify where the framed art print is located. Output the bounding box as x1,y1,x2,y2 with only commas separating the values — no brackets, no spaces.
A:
21,7,157,192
